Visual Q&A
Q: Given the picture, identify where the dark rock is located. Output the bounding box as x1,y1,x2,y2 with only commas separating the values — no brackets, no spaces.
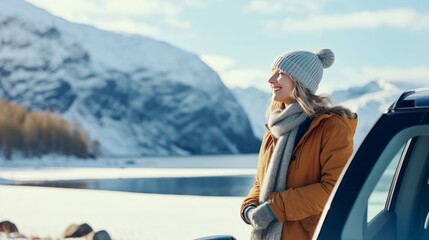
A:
63,223,93,238
0,220,18,233
93,230,112,240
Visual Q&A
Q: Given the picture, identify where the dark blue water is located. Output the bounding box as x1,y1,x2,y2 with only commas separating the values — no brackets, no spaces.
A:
14,175,255,197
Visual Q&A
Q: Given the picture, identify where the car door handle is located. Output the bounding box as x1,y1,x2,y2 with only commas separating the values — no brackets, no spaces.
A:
425,212,429,230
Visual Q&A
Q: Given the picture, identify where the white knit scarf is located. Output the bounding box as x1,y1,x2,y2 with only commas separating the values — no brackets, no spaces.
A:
251,103,308,240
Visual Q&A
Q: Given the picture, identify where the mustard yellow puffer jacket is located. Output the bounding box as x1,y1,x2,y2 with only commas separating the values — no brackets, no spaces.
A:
241,112,357,240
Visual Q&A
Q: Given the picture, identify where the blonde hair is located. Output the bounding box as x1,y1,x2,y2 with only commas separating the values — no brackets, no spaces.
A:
266,79,355,119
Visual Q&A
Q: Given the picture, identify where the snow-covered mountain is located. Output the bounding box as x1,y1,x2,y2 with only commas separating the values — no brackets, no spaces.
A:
331,79,425,145
0,0,260,156
232,87,271,139
331,80,402,145
232,80,426,147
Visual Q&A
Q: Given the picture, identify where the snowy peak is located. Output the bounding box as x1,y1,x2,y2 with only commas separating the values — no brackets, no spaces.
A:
332,79,426,145
331,79,397,104
2,0,222,90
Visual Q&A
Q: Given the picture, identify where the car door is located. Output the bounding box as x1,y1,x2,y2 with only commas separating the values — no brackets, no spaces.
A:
314,89,429,240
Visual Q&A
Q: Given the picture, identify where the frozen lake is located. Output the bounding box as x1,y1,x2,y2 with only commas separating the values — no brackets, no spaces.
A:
0,154,258,196
12,175,256,196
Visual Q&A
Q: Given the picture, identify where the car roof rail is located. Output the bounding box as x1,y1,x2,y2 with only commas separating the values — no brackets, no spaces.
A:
389,88,429,112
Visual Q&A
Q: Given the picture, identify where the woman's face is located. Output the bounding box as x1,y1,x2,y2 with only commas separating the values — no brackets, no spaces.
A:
268,69,296,104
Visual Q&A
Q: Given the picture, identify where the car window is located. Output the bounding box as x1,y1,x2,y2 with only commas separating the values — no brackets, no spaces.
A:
367,143,407,222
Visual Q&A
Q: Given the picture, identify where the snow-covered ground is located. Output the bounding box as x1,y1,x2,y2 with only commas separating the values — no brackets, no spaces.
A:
0,155,257,239
0,185,251,240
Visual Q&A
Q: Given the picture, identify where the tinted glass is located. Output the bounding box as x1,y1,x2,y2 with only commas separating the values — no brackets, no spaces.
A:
367,143,406,222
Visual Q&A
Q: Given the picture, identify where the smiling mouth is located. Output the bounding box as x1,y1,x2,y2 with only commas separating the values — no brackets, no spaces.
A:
272,87,281,93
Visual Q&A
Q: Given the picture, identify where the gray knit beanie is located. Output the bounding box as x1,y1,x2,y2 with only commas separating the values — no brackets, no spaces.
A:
271,49,335,93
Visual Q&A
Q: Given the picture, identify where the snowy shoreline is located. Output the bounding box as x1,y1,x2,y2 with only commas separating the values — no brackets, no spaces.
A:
0,167,256,181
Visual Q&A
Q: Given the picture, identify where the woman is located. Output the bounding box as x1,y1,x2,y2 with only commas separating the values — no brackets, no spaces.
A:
240,49,357,240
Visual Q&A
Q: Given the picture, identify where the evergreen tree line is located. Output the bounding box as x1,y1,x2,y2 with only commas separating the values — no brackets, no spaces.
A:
0,100,99,160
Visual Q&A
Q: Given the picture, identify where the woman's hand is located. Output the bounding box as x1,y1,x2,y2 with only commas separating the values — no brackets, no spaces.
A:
248,202,277,230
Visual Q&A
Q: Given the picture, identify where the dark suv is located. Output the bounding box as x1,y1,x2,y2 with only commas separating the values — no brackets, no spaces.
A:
315,88,429,239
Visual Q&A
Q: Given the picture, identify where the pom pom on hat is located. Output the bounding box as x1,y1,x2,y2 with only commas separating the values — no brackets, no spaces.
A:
315,49,335,69
271,48,335,93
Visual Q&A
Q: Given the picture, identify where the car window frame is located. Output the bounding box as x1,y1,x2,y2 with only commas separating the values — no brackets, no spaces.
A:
385,138,414,211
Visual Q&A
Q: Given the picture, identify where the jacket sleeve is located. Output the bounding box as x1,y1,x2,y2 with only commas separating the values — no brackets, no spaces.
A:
240,178,260,224
240,132,272,223
267,117,355,222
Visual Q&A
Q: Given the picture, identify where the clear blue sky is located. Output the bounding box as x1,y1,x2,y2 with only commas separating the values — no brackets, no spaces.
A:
26,0,429,93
